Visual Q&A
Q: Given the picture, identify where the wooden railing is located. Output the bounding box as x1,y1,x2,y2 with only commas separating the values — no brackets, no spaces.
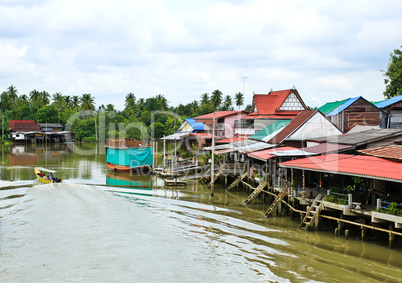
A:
105,138,147,148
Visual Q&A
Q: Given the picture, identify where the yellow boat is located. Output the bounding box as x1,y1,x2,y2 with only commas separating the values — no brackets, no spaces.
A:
34,168,63,184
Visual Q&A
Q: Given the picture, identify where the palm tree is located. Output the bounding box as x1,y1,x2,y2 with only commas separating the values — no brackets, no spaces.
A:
71,96,80,109
224,95,232,110
125,92,136,107
0,91,11,110
124,93,136,118
235,92,244,110
211,89,223,109
29,89,40,104
38,91,50,108
138,98,145,111
7,85,18,104
201,93,209,105
52,92,64,110
17,94,29,108
155,94,168,111
80,93,95,111
64,96,72,110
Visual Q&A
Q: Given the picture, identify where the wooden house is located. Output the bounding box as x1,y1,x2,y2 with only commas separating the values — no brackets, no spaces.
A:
8,120,42,142
194,111,247,138
374,95,402,128
236,88,308,136
319,96,387,133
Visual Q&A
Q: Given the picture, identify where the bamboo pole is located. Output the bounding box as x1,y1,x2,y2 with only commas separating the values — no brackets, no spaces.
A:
211,112,215,186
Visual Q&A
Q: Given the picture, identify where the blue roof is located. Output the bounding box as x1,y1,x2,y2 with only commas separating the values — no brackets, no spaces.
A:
374,95,402,109
326,96,361,116
186,118,204,131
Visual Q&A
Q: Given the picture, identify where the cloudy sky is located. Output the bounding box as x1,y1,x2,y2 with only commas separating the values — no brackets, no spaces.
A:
1,0,401,110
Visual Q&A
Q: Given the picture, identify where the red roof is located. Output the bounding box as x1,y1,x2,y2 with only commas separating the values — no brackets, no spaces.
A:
254,90,291,114
247,89,307,118
358,145,402,161
279,154,402,182
195,111,245,120
216,136,249,143
247,146,298,161
9,120,41,132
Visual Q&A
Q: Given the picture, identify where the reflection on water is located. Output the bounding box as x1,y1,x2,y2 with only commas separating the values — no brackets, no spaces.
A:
106,172,153,188
0,144,402,282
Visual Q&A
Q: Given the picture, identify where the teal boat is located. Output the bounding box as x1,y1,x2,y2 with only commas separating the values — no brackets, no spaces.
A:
105,138,153,174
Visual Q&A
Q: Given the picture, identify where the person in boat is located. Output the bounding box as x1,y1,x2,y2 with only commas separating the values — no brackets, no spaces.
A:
49,173,54,181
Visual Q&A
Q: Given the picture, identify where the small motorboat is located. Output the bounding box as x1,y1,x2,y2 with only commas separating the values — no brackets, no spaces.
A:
34,168,63,184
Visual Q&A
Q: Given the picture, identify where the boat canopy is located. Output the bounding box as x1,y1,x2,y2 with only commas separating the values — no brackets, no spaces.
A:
106,147,153,168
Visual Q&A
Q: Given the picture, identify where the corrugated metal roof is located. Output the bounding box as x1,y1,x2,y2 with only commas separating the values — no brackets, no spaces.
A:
253,91,290,114
9,120,41,132
374,95,402,109
326,97,360,116
279,154,402,182
308,129,402,146
358,144,402,161
185,118,204,131
160,132,189,140
247,146,298,161
301,143,354,154
216,136,249,143
236,141,277,153
194,111,245,120
249,120,290,141
318,98,349,115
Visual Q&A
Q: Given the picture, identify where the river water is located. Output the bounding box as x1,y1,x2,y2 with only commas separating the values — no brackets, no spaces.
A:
1,144,402,282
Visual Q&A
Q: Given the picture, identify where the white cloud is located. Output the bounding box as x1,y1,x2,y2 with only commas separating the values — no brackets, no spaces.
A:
0,0,401,110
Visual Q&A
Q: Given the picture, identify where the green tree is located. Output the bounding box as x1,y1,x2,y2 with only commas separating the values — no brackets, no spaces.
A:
124,92,136,118
383,46,402,99
71,96,80,109
201,93,209,105
0,91,12,110
29,89,40,105
37,91,50,108
223,95,232,110
80,93,95,111
211,89,222,109
7,85,18,104
150,121,165,139
73,117,96,141
35,105,59,123
235,92,244,110
52,92,64,109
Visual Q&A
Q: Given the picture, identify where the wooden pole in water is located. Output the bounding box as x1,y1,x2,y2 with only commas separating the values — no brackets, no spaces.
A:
163,136,166,171
155,141,158,169
211,112,216,187
302,170,305,199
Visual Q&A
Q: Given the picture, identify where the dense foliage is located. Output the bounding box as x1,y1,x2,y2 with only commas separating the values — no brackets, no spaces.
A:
0,86,246,140
383,46,402,99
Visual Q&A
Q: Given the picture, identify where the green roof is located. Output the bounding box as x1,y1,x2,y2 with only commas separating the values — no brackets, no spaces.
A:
250,120,291,141
318,98,349,115
372,100,385,105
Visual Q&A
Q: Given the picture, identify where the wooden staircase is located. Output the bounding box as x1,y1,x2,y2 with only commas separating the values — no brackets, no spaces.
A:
199,166,211,183
299,193,325,230
244,180,267,205
225,172,247,192
265,187,288,217
207,171,222,187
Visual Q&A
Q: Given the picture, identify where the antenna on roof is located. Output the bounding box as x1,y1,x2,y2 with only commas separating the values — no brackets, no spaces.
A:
292,85,296,90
